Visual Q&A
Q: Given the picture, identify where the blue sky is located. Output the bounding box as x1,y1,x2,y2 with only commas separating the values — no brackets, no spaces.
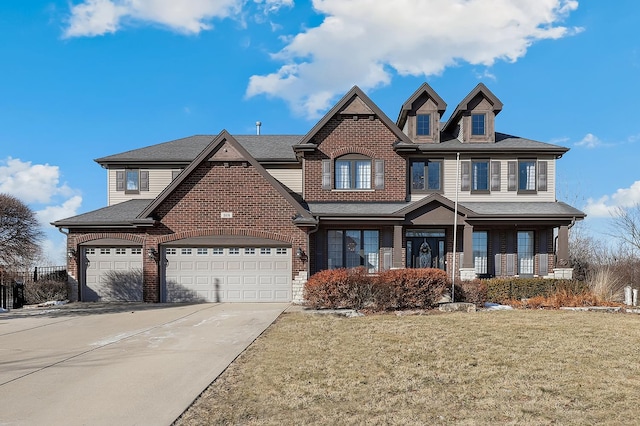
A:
1,0,639,263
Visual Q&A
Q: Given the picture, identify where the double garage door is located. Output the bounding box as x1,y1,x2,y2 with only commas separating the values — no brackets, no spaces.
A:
163,246,292,303
82,245,292,303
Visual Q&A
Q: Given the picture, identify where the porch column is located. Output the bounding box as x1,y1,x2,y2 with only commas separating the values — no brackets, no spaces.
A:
393,225,404,268
557,225,570,267
462,224,474,268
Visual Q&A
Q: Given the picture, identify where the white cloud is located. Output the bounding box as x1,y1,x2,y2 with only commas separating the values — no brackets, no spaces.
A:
0,158,73,204
64,0,243,37
575,133,603,149
36,196,84,227
253,0,293,14
584,181,640,218
0,157,84,264
246,0,582,118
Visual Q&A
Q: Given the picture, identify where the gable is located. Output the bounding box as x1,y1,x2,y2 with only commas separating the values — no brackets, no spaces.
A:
340,95,374,115
138,130,314,226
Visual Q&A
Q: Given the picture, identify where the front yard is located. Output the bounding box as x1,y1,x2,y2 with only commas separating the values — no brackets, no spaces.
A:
176,309,640,425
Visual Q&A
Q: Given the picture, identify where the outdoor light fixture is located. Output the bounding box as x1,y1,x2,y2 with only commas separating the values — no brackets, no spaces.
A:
296,247,308,262
67,248,77,259
147,247,159,261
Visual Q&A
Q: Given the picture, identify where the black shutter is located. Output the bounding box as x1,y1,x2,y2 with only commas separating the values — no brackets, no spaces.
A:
140,170,149,191
374,160,384,189
507,161,517,191
116,171,124,191
491,161,501,191
537,161,547,191
322,159,331,189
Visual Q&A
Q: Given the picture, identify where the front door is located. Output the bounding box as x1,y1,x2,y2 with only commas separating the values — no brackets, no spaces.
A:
406,230,446,270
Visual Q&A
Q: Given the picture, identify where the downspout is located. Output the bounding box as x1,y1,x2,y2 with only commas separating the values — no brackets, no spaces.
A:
452,152,460,301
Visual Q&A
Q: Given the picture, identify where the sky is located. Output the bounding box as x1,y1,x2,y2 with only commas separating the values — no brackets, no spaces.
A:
1,0,639,264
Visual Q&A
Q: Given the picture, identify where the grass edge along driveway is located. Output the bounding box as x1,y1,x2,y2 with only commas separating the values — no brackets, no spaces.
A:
176,310,640,425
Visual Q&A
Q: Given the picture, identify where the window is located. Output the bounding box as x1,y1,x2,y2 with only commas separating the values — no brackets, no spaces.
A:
473,231,488,274
228,248,240,255
517,231,534,275
244,248,256,255
416,114,430,136
116,169,149,193
260,248,271,255
471,114,485,136
335,155,371,189
181,248,192,255
472,161,489,191
327,230,379,273
131,248,142,255
166,248,177,255
411,160,442,191
100,248,111,255
211,248,224,255
197,248,208,255
86,248,95,255
126,170,139,192
518,160,536,191
115,248,127,255
275,248,287,255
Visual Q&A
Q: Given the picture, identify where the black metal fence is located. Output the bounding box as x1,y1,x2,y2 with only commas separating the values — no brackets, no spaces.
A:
0,266,67,310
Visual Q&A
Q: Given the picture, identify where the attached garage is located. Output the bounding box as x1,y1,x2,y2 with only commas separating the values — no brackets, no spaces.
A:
161,239,292,303
81,244,143,302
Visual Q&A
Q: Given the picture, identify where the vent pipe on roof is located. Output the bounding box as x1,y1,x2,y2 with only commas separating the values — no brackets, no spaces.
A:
256,121,262,135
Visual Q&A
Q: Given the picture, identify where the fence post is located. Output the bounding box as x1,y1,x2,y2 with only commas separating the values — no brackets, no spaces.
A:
33,267,38,282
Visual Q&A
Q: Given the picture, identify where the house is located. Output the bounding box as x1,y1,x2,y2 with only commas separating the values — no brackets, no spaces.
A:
53,83,585,303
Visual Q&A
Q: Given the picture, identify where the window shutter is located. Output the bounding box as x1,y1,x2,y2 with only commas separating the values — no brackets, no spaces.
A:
506,254,516,276
490,161,501,191
461,161,470,191
322,159,331,189
374,159,384,189
116,171,124,191
539,253,549,276
507,161,517,191
140,170,149,191
494,254,502,276
537,161,547,191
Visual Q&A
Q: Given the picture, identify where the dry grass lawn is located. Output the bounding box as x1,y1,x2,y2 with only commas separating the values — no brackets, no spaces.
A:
175,310,640,425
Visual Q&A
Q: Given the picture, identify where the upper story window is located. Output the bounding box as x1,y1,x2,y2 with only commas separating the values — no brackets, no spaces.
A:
322,155,384,191
411,160,442,192
416,114,431,136
335,155,371,189
116,169,149,194
518,160,536,191
472,160,489,192
471,114,486,136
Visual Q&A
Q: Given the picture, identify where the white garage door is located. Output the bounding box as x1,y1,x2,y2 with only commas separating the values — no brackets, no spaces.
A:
83,247,143,302
162,246,291,303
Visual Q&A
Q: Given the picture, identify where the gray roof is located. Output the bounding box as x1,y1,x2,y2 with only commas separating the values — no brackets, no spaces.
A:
462,201,585,217
52,200,153,227
308,200,584,218
397,132,569,154
95,135,303,165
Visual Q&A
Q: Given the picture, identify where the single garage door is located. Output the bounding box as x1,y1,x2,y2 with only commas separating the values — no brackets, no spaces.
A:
83,246,143,302
162,246,291,302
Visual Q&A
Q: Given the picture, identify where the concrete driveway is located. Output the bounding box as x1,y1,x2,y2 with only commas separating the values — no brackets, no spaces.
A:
0,302,288,425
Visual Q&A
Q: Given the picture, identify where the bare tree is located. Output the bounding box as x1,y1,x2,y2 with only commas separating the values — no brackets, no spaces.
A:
611,204,640,254
0,193,43,268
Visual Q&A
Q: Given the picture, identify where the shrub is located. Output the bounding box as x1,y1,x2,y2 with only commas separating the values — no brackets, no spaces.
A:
485,278,587,304
376,268,450,310
25,279,68,304
455,279,487,307
586,266,625,302
303,267,374,309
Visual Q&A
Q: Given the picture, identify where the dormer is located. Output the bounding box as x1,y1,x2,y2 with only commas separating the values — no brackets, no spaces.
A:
397,83,447,143
443,83,503,143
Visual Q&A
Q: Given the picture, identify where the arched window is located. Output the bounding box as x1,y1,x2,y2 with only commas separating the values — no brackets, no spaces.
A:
334,154,371,189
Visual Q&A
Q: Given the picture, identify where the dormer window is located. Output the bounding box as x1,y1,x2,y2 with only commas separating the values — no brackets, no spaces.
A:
416,114,431,136
335,155,371,189
471,114,486,136
116,169,149,194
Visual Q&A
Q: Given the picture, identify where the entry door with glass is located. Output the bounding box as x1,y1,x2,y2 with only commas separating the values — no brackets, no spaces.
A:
406,230,446,270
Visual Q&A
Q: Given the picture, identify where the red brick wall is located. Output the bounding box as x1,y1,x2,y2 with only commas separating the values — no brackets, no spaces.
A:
304,115,407,202
67,160,307,302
